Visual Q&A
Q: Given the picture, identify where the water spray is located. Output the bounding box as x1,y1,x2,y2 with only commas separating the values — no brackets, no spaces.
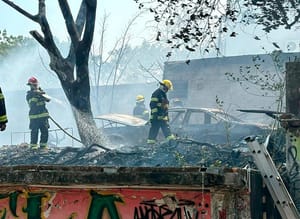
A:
44,93,111,151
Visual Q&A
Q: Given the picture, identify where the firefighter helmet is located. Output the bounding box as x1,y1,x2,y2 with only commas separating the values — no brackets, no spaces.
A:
136,95,145,103
27,77,38,85
161,79,173,90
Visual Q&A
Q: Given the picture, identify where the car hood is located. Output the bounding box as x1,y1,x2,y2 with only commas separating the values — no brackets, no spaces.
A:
95,114,148,127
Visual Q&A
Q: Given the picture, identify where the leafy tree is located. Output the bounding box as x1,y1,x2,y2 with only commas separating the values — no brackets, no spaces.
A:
0,29,27,57
225,50,285,111
1,0,105,148
134,0,300,53
134,0,295,115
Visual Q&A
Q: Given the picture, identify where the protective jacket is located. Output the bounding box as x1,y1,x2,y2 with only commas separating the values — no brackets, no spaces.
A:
149,88,169,121
147,87,174,144
133,103,149,120
0,87,7,125
26,87,50,149
26,87,49,121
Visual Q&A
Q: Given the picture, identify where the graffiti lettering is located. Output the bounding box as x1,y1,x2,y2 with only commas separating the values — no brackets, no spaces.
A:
23,192,48,219
134,199,203,219
0,189,210,218
0,191,21,217
0,190,124,219
88,190,124,219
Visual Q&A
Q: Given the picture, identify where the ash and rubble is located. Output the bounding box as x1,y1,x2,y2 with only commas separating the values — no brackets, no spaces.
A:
0,136,285,168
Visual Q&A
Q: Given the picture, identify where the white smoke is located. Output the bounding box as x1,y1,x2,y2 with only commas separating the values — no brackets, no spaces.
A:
0,44,159,147
0,44,77,146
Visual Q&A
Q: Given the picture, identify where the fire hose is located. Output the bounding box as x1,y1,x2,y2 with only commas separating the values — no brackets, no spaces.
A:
49,115,111,151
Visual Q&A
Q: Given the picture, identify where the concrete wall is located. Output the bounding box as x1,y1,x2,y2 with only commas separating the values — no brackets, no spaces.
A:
0,187,213,218
90,82,157,115
163,52,300,123
0,166,252,219
286,62,300,117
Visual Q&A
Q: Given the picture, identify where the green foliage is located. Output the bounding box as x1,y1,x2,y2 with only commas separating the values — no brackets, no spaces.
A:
135,0,300,53
215,95,224,108
242,1,300,33
135,0,239,53
215,96,232,145
0,29,26,57
210,160,223,167
225,51,285,99
174,151,186,166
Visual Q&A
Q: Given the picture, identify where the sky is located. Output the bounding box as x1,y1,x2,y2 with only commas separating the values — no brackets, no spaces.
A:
1,1,300,56
0,0,153,49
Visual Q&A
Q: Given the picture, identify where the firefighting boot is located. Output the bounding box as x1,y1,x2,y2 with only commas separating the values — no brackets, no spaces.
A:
39,143,48,151
30,144,39,150
147,139,156,144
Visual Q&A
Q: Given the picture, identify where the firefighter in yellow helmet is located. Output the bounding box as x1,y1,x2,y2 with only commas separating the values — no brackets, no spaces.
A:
26,77,51,150
147,80,175,144
0,87,8,131
133,95,149,120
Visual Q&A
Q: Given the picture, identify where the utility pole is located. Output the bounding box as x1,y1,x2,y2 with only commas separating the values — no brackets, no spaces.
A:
284,62,300,211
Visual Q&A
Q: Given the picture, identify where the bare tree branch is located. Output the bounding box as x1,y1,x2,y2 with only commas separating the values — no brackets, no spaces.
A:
2,0,38,22
75,0,97,84
2,0,62,59
79,0,97,57
58,0,80,45
29,30,46,48
75,1,87,33
37,1,62,58
67,1,87,61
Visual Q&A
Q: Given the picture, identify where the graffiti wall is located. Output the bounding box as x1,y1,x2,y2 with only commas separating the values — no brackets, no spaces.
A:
0,186,211,219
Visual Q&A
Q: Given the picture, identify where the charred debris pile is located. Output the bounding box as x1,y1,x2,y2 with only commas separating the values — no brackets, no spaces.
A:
0,136,285,168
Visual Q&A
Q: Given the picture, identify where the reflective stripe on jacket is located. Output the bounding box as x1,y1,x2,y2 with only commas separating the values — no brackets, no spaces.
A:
0,87,7,124
26,88,49,120
149,88,169,121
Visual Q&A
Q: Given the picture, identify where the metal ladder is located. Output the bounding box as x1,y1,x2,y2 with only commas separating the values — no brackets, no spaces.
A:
246,135,300,219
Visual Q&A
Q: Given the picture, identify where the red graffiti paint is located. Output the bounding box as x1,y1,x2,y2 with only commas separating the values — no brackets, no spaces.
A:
0,187,211,219
219,209,226,219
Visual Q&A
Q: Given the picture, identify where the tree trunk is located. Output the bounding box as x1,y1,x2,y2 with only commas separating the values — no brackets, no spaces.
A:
61,66,106,147
1,0,107,147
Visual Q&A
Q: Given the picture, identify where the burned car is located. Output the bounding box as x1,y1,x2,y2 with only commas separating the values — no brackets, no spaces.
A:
168,107,271,145
94,114,149,145
95,107,271,146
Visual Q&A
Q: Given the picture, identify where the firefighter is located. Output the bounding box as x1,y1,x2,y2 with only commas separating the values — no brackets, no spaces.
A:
0,87,7,131
26,77,51,150
133,95,149,120
147,79,175,144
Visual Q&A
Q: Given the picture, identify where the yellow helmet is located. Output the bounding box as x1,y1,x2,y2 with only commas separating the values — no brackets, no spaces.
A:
162,79,173,90
136,95,145,102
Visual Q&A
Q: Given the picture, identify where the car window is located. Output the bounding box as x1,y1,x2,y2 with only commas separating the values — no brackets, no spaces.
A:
209,114,220,124
213,112,242,122
187,111,223,125
187,112,206,125
169,111,185,125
